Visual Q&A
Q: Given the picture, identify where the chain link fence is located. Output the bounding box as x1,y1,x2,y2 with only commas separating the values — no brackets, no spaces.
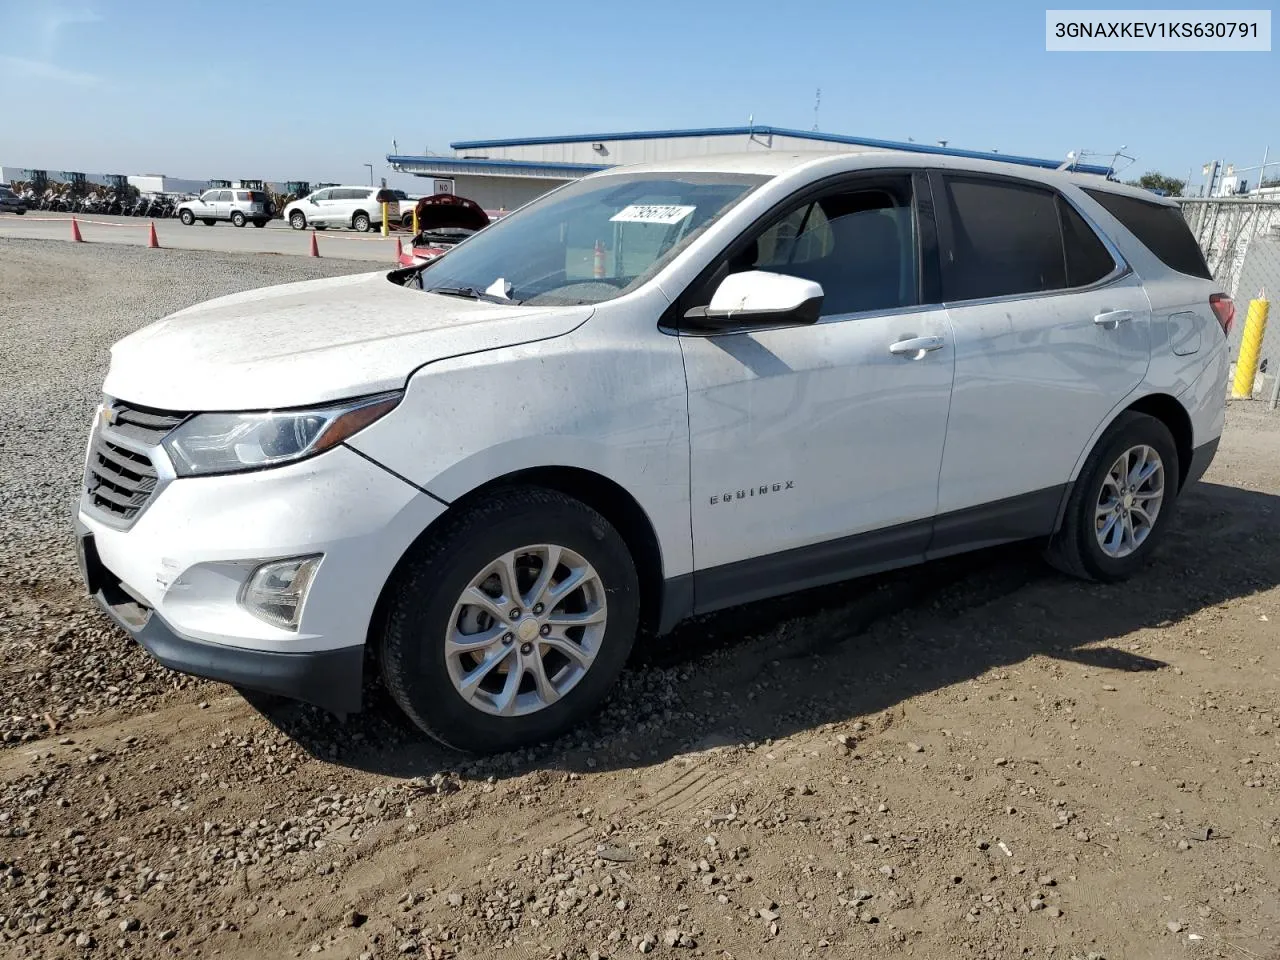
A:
1178,196,1280,404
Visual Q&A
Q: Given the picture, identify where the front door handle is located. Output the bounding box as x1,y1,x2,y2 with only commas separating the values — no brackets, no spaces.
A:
889,335,945,357
1093,309,1134,327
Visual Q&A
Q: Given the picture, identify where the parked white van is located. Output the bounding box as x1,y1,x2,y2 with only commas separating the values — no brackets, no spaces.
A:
76,151,1231,753
284,186,400,232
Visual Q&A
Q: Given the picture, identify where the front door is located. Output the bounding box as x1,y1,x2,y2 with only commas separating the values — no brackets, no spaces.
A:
678,172,956,611
307,189,333,224
928,171,1151,546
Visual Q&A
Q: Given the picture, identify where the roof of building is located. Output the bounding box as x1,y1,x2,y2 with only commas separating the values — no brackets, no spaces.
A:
437,124,1113,176
385,155,610,179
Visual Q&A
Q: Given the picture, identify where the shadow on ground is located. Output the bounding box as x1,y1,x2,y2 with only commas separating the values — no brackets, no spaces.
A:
247,481,1278,781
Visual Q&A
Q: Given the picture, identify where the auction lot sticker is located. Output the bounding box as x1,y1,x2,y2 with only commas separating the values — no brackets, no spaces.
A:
1046,9,1271,50
610,205,696,225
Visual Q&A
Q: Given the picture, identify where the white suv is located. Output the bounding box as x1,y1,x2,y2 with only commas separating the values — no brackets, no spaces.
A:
284,186,400,232
75,151,1231,753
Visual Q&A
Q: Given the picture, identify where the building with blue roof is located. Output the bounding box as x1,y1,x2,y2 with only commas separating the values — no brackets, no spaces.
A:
387,124,1112,210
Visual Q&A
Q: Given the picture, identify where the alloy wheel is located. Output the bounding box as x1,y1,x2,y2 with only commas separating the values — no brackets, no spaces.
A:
445,544,607,717
1094,444,1165,559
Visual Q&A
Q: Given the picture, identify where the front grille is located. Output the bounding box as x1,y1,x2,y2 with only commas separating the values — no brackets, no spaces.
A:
86,401,188,524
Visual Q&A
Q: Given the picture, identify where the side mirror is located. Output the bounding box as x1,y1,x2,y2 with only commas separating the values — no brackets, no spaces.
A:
683,270,823,331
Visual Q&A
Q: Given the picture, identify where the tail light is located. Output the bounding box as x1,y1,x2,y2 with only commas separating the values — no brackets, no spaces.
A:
1209,294,1235,336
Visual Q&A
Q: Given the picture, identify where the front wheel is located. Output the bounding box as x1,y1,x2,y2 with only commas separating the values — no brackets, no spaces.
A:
1046,411,1180,582
352,212,371,233
289,211,306,230
179,209,194,225
379,488,639,753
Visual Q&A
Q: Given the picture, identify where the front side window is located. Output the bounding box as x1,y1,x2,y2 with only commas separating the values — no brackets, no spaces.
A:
731,179,919,316
311,189,331,201
200,190,217,203
940,176,1066,301
418,172,767,306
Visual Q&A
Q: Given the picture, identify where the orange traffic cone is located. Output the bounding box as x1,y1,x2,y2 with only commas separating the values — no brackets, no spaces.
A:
147,221,160,248
309,230,320,258
592,239,605,279
70,217,84,243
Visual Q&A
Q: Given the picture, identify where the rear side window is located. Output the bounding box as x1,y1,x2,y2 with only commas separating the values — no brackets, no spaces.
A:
1058,196,1117,287
940,176,1065,300
235,191,249,201
1081,188,1211,280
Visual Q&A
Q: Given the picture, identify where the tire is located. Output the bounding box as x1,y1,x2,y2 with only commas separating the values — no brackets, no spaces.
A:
179,209,195,225
352,212,371,233
202,218,216,226
252,219,267,228
289,211,306,230
230,211,246,228
379,487,640,753
401,213,414,229
1046,411,1180,582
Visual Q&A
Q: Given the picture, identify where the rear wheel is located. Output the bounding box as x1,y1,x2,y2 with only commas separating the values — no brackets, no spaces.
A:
1046,411,1179,582
179,209,195,225
352,212,371,233
230,211,246,227
379,487,639,753
288,211,306,230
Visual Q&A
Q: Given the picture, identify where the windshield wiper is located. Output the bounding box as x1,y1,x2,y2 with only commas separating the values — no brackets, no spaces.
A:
425,286,521,305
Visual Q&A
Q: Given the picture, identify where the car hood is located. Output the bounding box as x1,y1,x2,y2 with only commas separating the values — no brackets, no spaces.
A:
104,271,592,411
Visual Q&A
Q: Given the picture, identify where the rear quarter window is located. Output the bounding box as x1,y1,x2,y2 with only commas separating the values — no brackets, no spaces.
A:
1082,189,1212,280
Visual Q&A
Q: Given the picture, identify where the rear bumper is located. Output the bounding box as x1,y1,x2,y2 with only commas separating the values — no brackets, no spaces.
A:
1185,436,1220,488
76,517,364,715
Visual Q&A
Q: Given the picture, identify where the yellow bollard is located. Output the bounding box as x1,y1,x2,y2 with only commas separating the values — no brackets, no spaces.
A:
412,205,419,236
380,200,389,237
1231,291,1271,398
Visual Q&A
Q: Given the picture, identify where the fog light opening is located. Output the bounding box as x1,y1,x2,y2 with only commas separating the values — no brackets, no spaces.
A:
240,555,322,630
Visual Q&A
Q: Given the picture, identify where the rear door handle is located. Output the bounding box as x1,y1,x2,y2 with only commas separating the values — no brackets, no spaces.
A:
1093,309,1134,327
889,335,945,357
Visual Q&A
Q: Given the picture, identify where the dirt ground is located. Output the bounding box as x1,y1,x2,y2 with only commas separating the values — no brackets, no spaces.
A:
1,240,1278,960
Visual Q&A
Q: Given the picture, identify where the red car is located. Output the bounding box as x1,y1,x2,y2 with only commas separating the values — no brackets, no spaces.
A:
396,194,502,267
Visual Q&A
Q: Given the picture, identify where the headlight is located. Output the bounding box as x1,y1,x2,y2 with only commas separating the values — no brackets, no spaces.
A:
162,392,401,477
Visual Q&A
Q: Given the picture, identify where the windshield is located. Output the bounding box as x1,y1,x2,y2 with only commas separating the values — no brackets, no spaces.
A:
417,171,767,306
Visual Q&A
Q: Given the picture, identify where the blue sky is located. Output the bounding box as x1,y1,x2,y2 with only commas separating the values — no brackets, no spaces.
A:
1,0,1275,190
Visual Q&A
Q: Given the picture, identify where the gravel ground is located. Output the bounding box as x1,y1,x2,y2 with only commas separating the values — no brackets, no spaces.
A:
2,237,1278,960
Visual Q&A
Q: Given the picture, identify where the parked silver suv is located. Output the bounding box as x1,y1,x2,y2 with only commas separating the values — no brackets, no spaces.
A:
177,188,269,228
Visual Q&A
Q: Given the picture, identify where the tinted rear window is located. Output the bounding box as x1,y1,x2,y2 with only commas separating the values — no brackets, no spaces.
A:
1082,189,1212,280
940,176,1066,300
1058,196,1117,287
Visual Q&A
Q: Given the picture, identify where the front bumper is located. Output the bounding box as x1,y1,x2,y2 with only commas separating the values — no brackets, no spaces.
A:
74,442,447,713
78,518,364,713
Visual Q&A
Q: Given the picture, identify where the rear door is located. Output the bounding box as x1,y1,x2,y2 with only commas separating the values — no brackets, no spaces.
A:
212,190,233,220
929,171,1151,550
